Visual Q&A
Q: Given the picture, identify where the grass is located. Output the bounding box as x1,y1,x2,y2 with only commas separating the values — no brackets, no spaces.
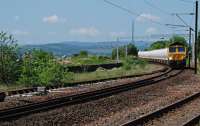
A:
64,62,158,84
62,55,115,66
0,83,30,92
0,58,159,91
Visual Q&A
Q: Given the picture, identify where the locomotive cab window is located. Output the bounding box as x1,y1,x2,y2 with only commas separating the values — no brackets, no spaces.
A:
169,47,176,52
178,47,185,52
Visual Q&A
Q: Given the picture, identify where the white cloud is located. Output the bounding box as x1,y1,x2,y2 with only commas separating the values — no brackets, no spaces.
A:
43,15,67,24
14,16,20,21
110,32,128,38
43,15,58,23
136,13,160,22
145,27,158,35
69,27,100,37
12,30,30,36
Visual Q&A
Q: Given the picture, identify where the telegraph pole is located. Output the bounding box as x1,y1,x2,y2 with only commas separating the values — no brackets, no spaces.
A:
189,27,192,68
195,0,198,74
116,37,119,63
132,20,135,44
125,45,128,57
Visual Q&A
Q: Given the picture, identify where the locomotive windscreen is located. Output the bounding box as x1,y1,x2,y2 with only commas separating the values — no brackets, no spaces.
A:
169,47,176,52
178,47,185,52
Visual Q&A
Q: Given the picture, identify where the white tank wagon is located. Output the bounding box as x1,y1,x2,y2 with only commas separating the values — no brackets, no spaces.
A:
138,42,187,68
138,48,168,60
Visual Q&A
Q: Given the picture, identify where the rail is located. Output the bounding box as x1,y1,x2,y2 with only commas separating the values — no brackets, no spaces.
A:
121,86,200,126
0,67,183,121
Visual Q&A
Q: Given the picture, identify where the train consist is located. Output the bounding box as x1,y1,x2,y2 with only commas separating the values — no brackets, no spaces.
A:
138,42,187,68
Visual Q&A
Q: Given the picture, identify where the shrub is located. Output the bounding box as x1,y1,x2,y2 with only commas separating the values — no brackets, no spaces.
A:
0,32,20,84
79,50,88,57
112,43,138,59
18,49,68,86
122,57,147,70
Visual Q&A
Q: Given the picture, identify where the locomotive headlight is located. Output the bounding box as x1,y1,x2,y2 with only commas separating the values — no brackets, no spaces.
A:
169,57,173,60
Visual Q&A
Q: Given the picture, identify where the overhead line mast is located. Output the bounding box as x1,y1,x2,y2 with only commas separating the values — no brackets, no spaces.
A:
195,0,198,74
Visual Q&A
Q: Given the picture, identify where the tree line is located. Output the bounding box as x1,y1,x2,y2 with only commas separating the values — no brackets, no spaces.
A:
111,43,138,59
0,32,68,86
111,36,188,60
145,35,188,51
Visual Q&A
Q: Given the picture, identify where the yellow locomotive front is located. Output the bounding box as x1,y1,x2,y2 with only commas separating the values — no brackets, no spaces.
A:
168,42,187,68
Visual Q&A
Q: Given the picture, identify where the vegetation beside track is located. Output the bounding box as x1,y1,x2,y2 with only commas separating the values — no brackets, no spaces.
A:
0,57,155,91
145,35,188,51
63,58,152,84
0,32,159,91
60,50,114,66
111,43,138,59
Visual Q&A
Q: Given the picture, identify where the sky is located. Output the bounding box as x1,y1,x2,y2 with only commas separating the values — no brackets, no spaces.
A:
0,0,197,45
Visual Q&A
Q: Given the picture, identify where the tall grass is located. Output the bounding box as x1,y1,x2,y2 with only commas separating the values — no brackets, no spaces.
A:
65,55,114,66
64,59,155,84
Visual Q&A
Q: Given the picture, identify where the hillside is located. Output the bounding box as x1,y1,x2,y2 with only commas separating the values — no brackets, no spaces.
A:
20,41,151,56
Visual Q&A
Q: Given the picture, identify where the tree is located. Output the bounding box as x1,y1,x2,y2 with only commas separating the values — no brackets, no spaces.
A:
112,43,138,59
169,35,188,47
79,50,88,57
146,36,188,51
18,49,66,86
147,40,169,50
127,43,138,56
0,32,20,84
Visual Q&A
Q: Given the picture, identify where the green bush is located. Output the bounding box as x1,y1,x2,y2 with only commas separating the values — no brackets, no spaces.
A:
69,54,113,66
18,49,68,86
112,43,138,59
169,35,188,47
122,57,147,70
146,35,188,51
147,40,168,51
79,50,88,57
0,32,20,84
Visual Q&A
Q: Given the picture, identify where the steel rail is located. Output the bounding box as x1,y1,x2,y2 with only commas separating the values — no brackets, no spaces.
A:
121,83,200,126
182,113,200,126
7,65,168,96
0,67,181,121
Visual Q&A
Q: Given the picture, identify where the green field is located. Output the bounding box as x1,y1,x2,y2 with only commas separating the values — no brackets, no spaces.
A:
0,58,162,91
0,84,29,92
64,63,159,84
62,55,115,66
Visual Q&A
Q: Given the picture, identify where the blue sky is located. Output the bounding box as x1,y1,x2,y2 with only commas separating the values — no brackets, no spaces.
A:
0,0,196,45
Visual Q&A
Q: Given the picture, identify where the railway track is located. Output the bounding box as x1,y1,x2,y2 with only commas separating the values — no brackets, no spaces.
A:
0,67,182,121
7,65,168,96
121,88,200,126
182,112,200,126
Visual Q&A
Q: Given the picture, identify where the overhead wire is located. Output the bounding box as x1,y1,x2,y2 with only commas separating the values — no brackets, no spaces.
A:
142,0,177,34
143,0,171,15
175,14,191,27
190,2,195,28
103,0,165,26
103,0,138,16
143,0,195,27
103,0,194,41
179,0,195,4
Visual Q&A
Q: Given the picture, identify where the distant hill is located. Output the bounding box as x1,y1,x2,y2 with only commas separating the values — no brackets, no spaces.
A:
20,41,151,56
